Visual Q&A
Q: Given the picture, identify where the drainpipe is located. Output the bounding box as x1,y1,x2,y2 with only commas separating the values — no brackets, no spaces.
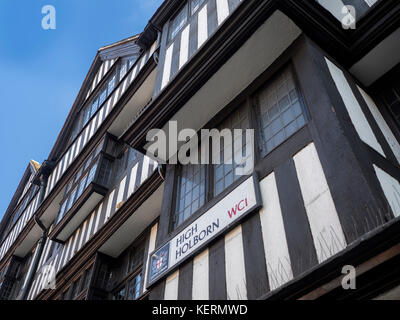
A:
18,174,49,300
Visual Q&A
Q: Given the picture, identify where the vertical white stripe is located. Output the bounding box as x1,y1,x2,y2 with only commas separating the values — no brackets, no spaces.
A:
179,25,190,69
99,63,105,80
83,126,90,146
70,143,76,163
130,65,138,84
150,41,157,56
140,156,151,184
192,249,209,300
198,5,208,48
128,163,139,197
140,55,146,70
62,237,73,267
374,165,400,217
216,0,229,25
89,115,97,138
359,86,400,163
105,191,115,221
121,78,128,95
116,177,127,208
55,162,62,182
294,143,347,263
62,152,69,173
93,203,103,234
258,173,293,291
164,270,179,300
105,99,112,117
104,60,110,73
326,58,385,157
112,87,121,108
78,221,87,250
161,43,174,90
85,211,96,242
225,225,247,300
38,239,51,268
70,229,80,257
144,223,158,293
62,242,72,268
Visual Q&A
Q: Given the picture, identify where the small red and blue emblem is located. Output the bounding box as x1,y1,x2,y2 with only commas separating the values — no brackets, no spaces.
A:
149,243,170,281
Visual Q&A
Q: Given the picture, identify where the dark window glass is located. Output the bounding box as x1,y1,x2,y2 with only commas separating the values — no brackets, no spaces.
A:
213,103,251,196
168,5,188,41
174,164,206,229
71,279,81,299
119,63,128,79
190,0,206,15
108,75,116,94
83,106,91,127
97,158,112,187
127,274,141,300
255,66,306,157
96,264,111,290
99,89,107,106
128,243,145,274
87,163,98,184
77,174,88,198
114,287,126,300
91,99,99,116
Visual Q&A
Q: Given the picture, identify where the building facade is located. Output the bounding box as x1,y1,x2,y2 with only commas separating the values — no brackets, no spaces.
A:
1,0,400,300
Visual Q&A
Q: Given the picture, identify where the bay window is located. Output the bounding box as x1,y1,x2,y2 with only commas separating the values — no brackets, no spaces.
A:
170,64,308,231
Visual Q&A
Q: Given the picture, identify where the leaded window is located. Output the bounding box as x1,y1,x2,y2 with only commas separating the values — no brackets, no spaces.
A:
190,0,206,15
168,4,188,41
255,66,306,157
173,164,206,229
213,103,251,196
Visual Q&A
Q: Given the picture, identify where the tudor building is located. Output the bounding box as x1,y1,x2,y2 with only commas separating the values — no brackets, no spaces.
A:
1,0,400,301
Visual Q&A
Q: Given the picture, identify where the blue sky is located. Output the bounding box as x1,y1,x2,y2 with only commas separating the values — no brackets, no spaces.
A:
0,0,163,221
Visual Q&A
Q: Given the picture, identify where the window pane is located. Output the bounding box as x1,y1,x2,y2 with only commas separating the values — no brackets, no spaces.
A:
82,106,91,127
174,164,206,229
127,274,141,300
213,103,250,196
91,99,99,116
108,75,116,94
190,0,206,15
98,158,112,187
57,201,67,223
120,63,128,79
128,58,136,69
256,66,306,157
66,187,77,212
169,5,188,41
87,163,98,185
77,174,88,198
99,89,107,107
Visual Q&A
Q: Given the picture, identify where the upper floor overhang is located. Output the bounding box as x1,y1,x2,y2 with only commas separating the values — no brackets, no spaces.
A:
123,0,400,155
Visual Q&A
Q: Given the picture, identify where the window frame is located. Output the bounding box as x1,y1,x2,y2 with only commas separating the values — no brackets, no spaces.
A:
167,0,208,43
253,64,309,158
